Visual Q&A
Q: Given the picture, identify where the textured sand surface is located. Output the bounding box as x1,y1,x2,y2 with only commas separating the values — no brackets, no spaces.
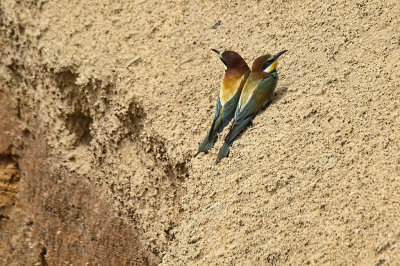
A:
1,0,400,265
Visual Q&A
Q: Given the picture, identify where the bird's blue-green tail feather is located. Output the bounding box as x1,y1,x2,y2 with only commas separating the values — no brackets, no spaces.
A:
215,141,232,163
226,115,254,144
215,115,255,163
195,115,223,157
195,133,218,157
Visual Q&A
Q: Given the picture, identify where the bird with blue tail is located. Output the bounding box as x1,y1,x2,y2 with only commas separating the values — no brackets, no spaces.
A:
195,49,250,157
216,50,288,163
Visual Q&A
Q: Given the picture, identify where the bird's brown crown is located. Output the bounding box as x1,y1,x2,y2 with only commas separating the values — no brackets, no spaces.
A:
220,51,249,71
252,54,275,71
252,50,287,73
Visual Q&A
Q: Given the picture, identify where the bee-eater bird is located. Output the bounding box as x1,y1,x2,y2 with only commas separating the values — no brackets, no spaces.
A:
216,50,288,163
195,49,250,157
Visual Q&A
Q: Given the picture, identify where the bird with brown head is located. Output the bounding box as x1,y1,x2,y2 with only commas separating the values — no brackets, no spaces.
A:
195,49,250,157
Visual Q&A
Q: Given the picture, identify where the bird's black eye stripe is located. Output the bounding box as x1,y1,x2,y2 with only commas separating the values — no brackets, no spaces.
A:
262,62,267,70
262,60,271,70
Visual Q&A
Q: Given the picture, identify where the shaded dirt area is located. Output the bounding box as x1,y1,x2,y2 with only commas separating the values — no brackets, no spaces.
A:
0,92,158,265
1,0,400,265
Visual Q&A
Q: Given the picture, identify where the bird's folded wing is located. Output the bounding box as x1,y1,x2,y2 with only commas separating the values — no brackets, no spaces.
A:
234,96,258,124
225,114,255,144
221,92,240,122
213,96,222,120
255,77,277,106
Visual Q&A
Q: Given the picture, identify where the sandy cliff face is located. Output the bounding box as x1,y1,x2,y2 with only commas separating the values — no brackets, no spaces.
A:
1,0,400,265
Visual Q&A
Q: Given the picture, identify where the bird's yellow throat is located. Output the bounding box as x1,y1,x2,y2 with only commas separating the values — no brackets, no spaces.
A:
265,60,278,73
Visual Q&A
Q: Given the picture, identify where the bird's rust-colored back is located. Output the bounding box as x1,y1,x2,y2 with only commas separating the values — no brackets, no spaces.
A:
219,51,249,106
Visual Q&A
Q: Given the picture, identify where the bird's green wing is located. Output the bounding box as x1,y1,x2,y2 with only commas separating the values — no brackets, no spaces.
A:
209,92,238,136
219,92,240,130
257,76,278,109
233,96,259,125
224,114,255,144
227,76,277,143
213,96,222,120
234,76,277,122
207,96,226,140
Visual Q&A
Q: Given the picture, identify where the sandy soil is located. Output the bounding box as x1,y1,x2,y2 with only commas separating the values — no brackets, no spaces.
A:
1,0,400,265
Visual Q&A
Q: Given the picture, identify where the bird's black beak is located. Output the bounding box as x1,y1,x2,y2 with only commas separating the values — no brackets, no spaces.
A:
274,50,288,59
211,49,221,55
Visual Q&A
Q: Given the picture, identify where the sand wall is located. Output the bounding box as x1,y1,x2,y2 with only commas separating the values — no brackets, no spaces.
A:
1,0,400,264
